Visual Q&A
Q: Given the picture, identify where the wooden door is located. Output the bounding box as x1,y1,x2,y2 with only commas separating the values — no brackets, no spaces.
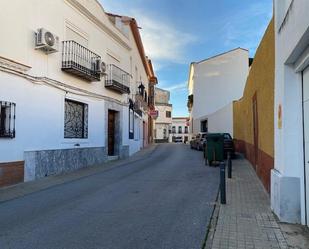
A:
108,110,116,156
252,94,259,170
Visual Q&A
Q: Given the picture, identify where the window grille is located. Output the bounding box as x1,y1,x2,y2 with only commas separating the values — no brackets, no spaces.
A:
0,101,16,138
64,99,88,139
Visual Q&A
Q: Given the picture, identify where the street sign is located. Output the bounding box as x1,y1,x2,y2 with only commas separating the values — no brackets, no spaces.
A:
149,110,158,119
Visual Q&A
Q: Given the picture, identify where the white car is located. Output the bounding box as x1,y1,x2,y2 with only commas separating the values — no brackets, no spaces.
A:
174,137,183,143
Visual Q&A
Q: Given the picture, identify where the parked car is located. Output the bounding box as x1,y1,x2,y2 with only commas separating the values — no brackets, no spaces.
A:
223,133,235,158
190,132,208,150
202,133,235,158
174,136,183,143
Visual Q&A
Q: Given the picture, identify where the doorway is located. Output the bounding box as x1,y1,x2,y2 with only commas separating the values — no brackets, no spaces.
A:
302,66,309,225
252,94,259,171
108,110,116,156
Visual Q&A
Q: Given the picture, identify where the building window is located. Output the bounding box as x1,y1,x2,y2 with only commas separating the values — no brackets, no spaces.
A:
172,126,176,134
201,119,208,132
64,99,88,138
178,126,182,134
129,99,134,139
185,126,188,134
0,101,16,138
163,128,167,139
166,111,171,118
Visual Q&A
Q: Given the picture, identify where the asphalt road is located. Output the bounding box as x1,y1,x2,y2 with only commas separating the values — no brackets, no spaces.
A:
0,144,220,249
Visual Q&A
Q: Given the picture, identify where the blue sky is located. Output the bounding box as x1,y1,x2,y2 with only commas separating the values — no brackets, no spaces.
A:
101,0,273,117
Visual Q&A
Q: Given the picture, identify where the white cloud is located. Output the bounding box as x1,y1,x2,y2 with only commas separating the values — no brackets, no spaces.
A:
134,12,197,64
161,82,187,92
100,1,197,67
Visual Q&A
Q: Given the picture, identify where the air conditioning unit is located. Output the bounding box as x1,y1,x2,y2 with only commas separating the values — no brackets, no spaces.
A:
35,28,59,54
93,59,107,76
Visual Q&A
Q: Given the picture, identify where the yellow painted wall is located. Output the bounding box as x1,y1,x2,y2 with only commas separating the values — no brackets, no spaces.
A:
233,18,274,157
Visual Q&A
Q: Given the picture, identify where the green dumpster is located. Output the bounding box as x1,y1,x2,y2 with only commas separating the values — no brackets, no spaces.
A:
204,133,224,166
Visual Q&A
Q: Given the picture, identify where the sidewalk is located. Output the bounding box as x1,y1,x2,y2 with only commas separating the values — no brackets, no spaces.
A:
0,144,158,203
207,156,289,249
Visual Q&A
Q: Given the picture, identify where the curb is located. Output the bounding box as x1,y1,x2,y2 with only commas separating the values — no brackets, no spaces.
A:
202,190,220,249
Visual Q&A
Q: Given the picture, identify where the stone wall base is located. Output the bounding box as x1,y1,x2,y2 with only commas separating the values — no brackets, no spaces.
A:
24,147,107,181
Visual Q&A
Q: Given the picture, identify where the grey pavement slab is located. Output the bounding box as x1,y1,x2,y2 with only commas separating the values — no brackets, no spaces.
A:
0,144,220,249
209,156,289,249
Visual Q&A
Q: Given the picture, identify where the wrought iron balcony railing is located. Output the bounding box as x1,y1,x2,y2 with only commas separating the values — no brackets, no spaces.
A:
105,64,130,94
187,94,193,109
62,40,101,81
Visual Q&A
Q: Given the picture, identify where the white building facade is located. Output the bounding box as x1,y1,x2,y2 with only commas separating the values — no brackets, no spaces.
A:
271,0,309,226
154,88,172,142
188,48,249,137
0,0,154,186
169,117,192,143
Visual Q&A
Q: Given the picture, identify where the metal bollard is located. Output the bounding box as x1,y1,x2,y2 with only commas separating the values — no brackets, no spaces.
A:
227,151,232,179
220,162,226,204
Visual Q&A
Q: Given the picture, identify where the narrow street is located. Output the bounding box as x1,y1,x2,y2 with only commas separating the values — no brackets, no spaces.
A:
0,144,219,249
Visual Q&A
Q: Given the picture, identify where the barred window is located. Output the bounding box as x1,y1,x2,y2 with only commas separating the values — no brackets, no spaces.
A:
166,111,171,118
64,99,88,138
0,101,16,138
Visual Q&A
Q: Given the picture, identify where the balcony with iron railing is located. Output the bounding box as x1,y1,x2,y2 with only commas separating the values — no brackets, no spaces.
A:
105,64,130,94
187,94,193,111
61,40,101,81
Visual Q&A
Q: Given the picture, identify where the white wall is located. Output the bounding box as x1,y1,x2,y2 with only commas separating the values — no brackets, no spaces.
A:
192,103,233,136
169,118,192,142
0,0,150,164
272,0,309,224
208,103,233,136
191,48,249,120
0,73,106,163
155,105,172,124
129,114,143,155
155,123,169,140
154,104,172,140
